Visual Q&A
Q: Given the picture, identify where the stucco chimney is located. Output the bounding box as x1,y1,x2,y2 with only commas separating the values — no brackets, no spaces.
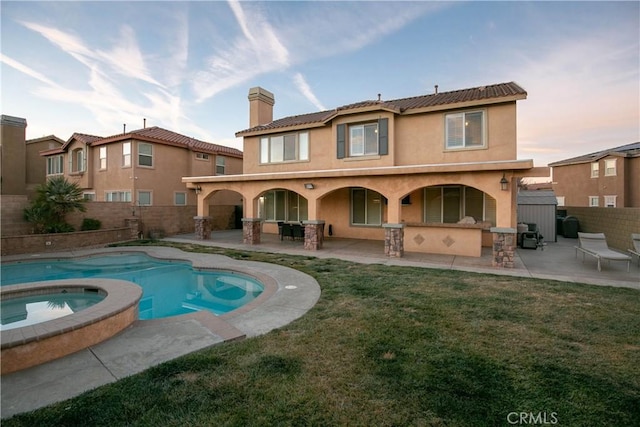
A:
248,87,275,128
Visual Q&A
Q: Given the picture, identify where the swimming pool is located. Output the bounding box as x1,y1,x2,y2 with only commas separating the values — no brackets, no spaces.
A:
1,253,264,319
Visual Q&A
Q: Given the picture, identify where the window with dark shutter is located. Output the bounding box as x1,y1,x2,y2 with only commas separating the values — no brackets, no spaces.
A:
378,118,388,155
337,124,345,159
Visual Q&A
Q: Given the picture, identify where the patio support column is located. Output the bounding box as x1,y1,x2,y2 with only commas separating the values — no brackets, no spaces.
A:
303,220,325,251
491,227,516,268
383,223,405,258
194,216,212,240
242,218,262,245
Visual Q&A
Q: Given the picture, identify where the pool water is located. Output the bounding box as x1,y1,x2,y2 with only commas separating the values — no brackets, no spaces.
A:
1,292,105,331
1,254,264,320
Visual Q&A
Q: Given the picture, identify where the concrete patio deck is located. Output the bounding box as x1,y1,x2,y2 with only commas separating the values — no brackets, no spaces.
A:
166,230,639,289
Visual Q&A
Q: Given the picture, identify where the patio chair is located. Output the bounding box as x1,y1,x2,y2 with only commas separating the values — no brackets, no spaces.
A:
628,233,640,265
575,232,631,272
281,223,294,241
292,224,305,241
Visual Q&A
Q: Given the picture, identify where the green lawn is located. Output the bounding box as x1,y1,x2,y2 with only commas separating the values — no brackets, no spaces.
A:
5,242,640,426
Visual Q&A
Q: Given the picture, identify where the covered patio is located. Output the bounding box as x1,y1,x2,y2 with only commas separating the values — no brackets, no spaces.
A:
166,231,640,289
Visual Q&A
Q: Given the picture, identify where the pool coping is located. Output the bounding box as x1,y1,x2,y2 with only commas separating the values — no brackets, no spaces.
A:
2,246,322,338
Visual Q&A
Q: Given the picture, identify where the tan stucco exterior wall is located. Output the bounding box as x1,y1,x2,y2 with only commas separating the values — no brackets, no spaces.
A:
1,116,27,195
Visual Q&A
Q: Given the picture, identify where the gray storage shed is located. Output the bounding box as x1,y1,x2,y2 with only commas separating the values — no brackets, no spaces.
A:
517,190,558,242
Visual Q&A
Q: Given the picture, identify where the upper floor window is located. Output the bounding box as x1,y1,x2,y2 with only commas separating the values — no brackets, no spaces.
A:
337,119,388,159
47,155,64,175
83,192,96,201
105,191,131,202
445,110,485,149
123,142,131,167
604,195,617,208
195,152,209,160
260,132,309,164
138,143,153,167
589,196,599,207
590,162,599,178
604,159,616,176
350,123,378,156
99,146,107,169
216,156,226,174
72,148,85,173
351,188,383,226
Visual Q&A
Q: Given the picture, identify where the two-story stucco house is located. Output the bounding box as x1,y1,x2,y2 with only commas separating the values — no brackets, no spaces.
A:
40,126,243,225
184,82,548,267
549,142,640,208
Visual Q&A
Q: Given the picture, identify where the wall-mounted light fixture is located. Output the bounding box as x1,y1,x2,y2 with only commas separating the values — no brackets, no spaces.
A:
195,185,202,194
304,183,315,189
500,173,509,191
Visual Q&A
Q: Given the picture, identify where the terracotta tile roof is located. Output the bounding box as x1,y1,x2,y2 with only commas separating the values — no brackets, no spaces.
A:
549,142,640,167
92,127,243,158
237,81,527,135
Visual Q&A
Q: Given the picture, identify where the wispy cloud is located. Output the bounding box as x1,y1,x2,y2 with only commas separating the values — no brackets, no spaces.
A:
192,0,290,101
96,25,163,87
1,54,60,87
293,73,325,111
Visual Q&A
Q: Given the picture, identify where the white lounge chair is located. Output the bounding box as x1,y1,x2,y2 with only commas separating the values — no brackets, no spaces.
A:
629,233,640,265
575,232,631,272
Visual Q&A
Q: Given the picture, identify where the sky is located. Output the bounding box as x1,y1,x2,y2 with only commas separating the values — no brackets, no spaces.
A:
1,1,638,172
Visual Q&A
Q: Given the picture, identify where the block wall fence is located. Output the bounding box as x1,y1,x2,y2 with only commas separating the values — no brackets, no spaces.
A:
564,207,640,251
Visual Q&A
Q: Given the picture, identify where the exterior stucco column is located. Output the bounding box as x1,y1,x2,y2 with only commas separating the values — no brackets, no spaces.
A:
383,223,405,257
303,220,325,250
491,227,516,268
193,216,212,240
242,218,262,245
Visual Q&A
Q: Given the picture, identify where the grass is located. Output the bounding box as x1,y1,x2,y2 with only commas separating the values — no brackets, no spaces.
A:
5,241,640,426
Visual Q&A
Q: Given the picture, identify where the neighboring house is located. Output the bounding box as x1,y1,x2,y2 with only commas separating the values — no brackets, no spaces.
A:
40,125,243,216
549,142,640,208
25,135,65,197
1,115,65,235
184,82,548,267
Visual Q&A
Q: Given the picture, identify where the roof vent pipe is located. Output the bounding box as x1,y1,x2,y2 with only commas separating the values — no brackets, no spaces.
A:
143,118,146,128
434,85,438,94
123,124,126,134
377,93,381,101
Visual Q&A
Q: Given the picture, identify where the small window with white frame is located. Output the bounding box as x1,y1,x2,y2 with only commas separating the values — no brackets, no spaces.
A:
137,191,152,206
138,143,153,167
105,191,131,202
99,146,107,169
589,196,599,207
174,192,187,206
216,156,226,174
590,162,599,178
195,152,209,160
604,195,617,207
47,155,64,175
445,110,486,149
349,123,378,156
83,192,96,201
122,142,131,167
604,159,616,176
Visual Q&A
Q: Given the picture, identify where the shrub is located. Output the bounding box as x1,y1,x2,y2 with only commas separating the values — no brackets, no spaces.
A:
81,218,102,231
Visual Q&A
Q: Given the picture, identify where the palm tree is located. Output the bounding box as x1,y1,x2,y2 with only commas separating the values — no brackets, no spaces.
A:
24,176,86,233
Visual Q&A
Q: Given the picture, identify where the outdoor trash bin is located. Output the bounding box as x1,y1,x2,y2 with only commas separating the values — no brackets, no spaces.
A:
563,216,579,238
